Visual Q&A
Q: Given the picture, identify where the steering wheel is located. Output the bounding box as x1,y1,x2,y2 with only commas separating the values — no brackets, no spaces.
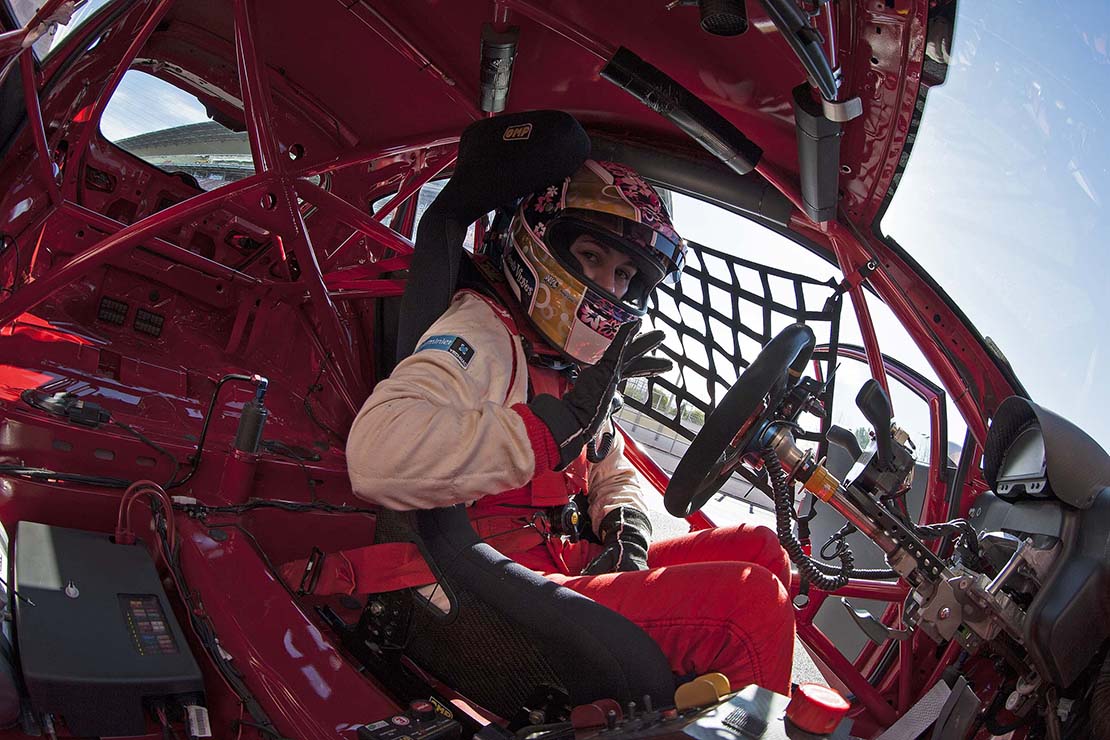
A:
664,324,816,517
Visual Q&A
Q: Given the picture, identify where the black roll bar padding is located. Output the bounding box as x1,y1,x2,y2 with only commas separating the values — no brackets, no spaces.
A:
479,23,519,113
588,134,794,227
756,0,839,101
792,83,842,223
601,47,763,176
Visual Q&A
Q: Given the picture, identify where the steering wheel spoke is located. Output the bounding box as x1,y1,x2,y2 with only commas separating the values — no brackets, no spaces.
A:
665,324,817,518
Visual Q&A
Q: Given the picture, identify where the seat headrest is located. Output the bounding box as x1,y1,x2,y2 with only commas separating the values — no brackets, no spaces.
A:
396,111,590,362
435,110,591,224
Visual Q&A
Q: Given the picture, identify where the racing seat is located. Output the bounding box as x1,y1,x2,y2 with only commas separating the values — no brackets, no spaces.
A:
371,111,676,719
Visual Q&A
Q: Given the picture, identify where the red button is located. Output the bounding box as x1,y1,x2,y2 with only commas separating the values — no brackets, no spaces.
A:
785,683,850,735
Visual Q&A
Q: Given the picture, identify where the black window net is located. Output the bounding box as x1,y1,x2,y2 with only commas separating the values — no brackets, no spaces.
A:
618,237,845,459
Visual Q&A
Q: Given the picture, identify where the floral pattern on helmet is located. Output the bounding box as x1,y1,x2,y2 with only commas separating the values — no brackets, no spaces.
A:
577,286,639,339
599,161,681,248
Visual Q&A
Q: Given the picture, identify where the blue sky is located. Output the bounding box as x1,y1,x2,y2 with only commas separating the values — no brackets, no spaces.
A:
882,0,1110,448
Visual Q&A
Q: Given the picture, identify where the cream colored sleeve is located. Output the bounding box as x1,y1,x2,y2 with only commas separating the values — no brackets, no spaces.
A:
346,293,534,510
586,420,648,535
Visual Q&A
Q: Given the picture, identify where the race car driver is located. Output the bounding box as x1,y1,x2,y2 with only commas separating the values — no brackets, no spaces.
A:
346,159,795,693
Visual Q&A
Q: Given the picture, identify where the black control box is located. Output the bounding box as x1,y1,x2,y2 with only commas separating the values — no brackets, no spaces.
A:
358,699,462,740
13,522,203,737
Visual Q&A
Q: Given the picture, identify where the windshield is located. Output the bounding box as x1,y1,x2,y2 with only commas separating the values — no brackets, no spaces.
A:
880,0,1110,447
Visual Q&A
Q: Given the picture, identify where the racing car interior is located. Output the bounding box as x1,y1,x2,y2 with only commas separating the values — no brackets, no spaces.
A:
0,1,1107,739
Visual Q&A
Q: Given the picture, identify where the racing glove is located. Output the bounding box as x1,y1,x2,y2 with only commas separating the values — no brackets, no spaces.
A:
581,507,652,575
529,321,641,470
620,329,671,379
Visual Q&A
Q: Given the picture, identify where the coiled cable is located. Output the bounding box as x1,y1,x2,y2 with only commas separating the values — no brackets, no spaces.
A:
764,445,854,590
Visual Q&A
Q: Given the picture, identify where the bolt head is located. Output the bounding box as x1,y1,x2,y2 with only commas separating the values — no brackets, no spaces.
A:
369,601,385,616
939,607,951,620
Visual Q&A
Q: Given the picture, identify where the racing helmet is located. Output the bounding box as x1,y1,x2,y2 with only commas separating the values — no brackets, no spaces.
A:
500,159,686,364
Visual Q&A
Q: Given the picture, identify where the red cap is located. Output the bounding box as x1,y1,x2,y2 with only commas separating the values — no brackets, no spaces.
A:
785,683,851,735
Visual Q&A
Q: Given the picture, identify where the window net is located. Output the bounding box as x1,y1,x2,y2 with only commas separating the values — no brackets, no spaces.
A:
618,237,845,456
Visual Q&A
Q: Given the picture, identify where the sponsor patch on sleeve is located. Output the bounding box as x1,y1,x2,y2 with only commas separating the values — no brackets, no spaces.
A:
416,334,476,368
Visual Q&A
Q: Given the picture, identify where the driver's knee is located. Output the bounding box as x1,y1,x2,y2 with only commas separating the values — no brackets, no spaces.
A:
746,525,791,588
649,524,791,588
682,561,795,693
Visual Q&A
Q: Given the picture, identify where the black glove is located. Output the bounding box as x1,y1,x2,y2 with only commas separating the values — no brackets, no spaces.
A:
530,321,640,470
620,329,671,379
581,507,652,575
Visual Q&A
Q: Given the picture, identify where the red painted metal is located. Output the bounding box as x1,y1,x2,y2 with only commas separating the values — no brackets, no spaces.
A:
827,579,907,602
796,620,898,727
0,1,1039,734
369,162,445,226
0,173,274,327
897,607,913,713
233,0,365,404
831,220,1003,445
295,135,459,181
297,179,416,264
828,227,892,402
59,200,262,287
495,0,614,61
824,344,950,528
234,0,280,174
19,48,59,205
61,0,174,201
345,3,480,121
174,517,401,739
329,283,406,300
0,0,71,66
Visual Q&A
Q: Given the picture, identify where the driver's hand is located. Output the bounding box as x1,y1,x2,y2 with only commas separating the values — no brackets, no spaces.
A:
620,329,671,379
530,322,640,470
581,508,652,575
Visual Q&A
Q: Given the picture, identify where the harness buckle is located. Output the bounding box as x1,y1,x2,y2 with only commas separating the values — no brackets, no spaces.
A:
297,547,325,595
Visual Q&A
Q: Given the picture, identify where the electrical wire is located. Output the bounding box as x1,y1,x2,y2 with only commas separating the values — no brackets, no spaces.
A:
175,499,377,516
0,465,133,488
303,365,345,444
764,445,854,591
151,495,287,739
18,388,182,489
113,420,180,488
169,374,255,488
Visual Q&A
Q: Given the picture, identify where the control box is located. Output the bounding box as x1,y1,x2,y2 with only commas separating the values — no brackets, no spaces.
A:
13,522,204,737
358,699,462,740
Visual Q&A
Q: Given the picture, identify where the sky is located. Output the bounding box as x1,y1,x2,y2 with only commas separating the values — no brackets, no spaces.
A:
100,71,212,142
881,0,1110,449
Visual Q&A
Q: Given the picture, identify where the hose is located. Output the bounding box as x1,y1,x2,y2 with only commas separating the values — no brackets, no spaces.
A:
764,446,853,590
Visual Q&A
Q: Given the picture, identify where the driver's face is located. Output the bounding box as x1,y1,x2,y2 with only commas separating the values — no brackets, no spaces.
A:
569,234,637,299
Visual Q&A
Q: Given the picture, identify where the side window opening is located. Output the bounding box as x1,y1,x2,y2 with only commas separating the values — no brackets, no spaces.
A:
100,69,253,191
7,0,115,60
620,189,967,520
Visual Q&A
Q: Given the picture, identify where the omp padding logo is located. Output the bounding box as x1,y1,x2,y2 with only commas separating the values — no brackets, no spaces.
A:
502,123,533,141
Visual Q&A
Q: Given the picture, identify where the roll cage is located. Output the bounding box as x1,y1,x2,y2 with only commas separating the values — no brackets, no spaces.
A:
0,0,1022,735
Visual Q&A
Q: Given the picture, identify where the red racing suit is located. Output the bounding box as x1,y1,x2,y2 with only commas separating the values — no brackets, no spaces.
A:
343,289,796,693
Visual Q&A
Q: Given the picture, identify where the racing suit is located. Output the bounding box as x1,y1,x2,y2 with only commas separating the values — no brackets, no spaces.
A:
346,289,795,693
